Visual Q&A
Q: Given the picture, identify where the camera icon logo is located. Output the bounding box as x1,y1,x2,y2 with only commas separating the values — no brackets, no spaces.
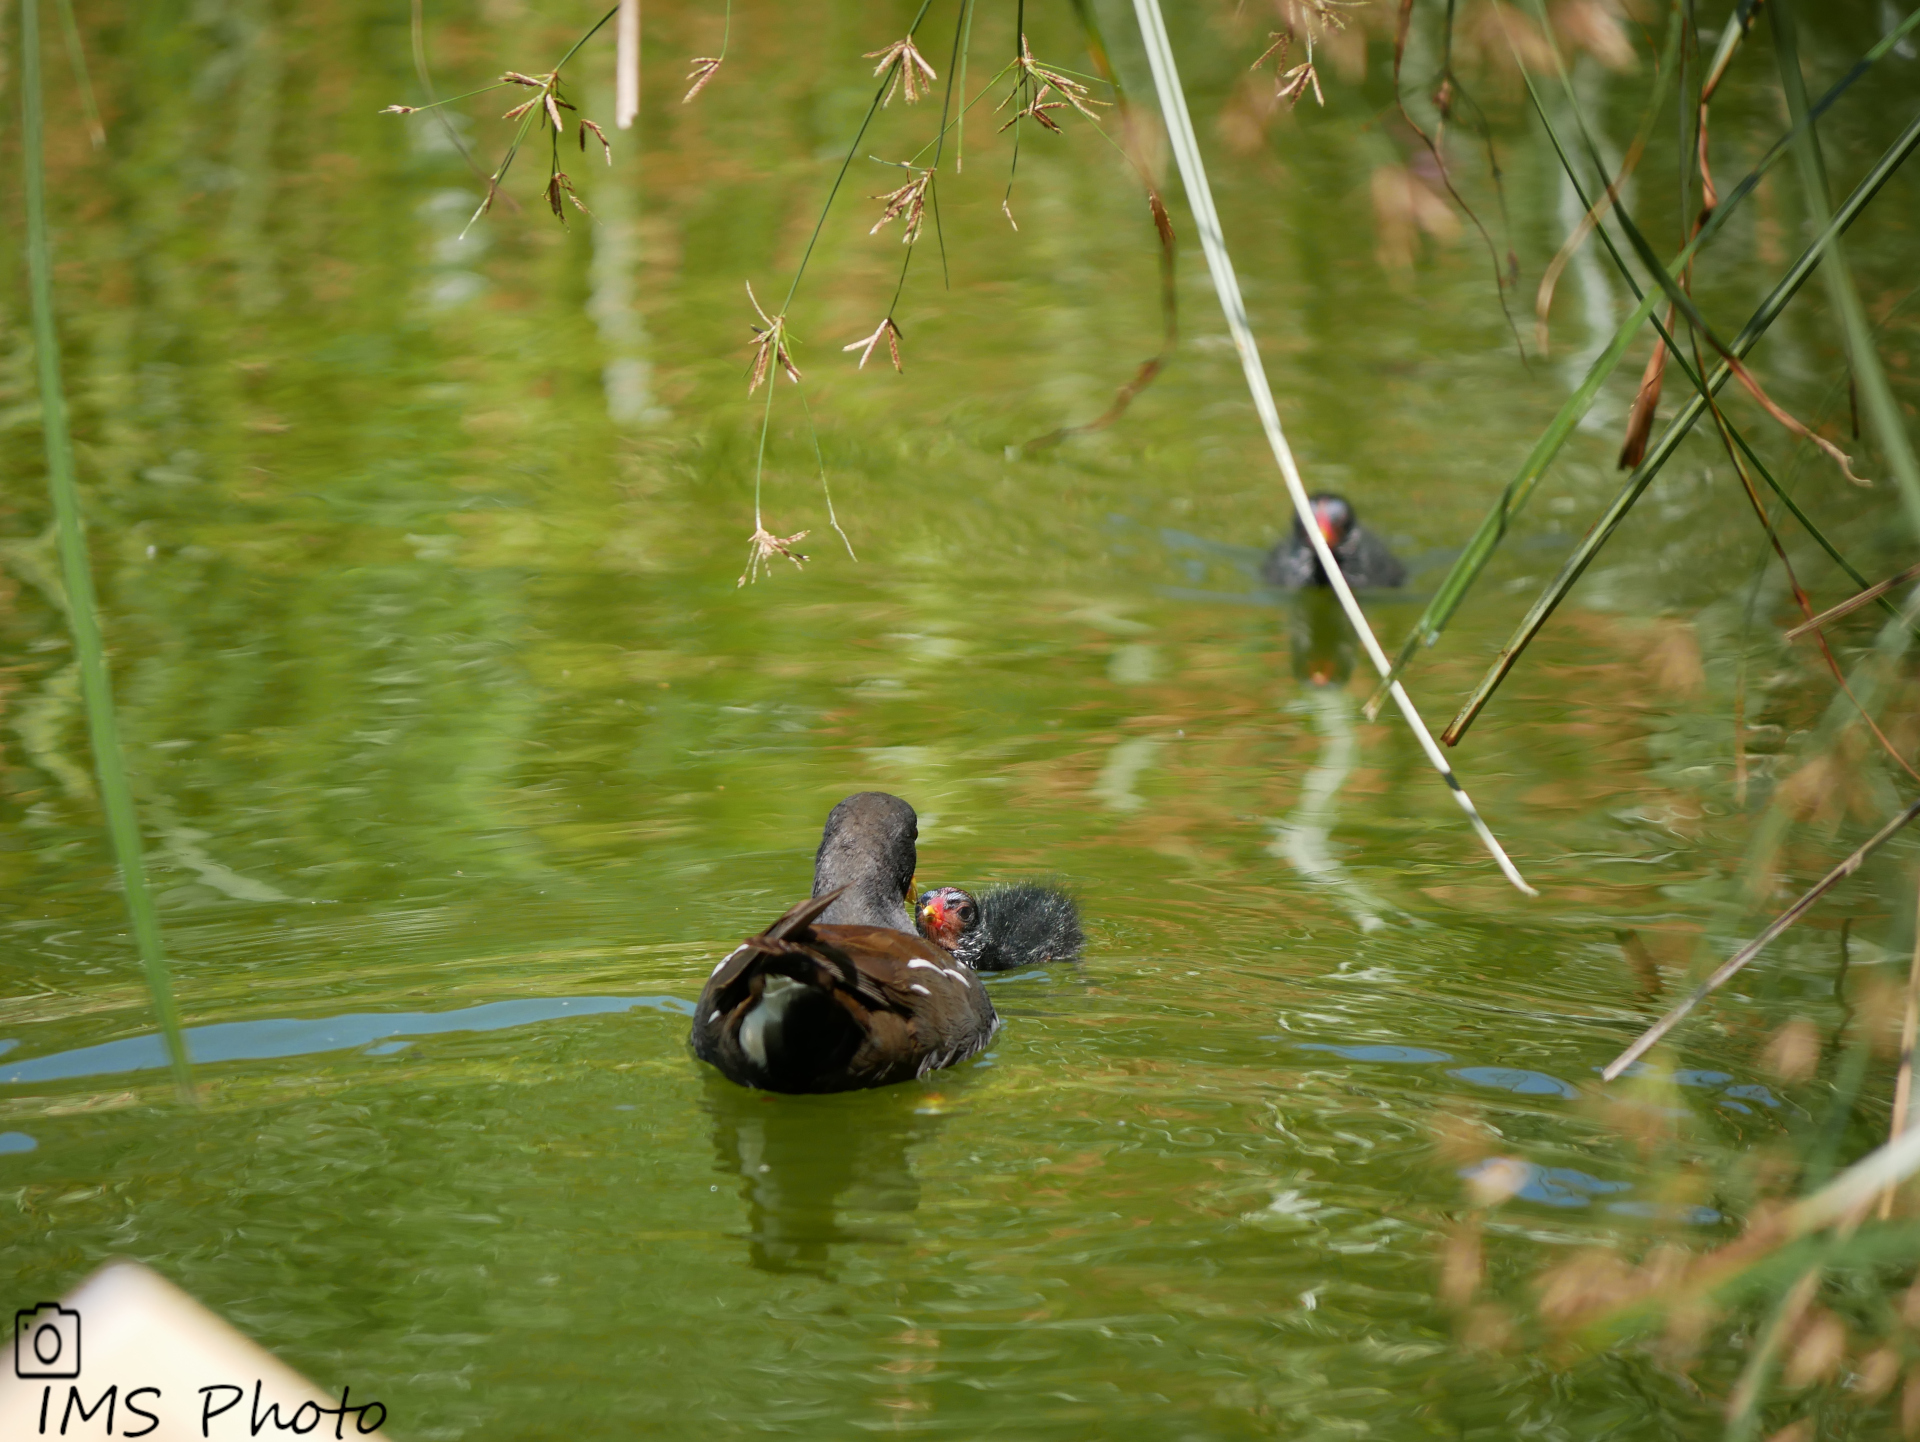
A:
14,1303,81,1379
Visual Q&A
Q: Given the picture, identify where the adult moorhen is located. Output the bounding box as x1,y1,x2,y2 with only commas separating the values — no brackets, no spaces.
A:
690,793,999,1093
1260,493,1407,590
917,883,1085,971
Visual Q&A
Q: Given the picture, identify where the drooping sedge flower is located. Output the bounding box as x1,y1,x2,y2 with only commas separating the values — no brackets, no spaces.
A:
864,35,937,106
684,55,724,102
868,169,933,246
997,34,1108,133
842,316,904,373
745,281,801,393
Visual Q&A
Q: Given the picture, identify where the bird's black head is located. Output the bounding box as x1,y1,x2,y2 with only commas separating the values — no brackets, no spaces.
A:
1291,492,1356,549
813,792,919,931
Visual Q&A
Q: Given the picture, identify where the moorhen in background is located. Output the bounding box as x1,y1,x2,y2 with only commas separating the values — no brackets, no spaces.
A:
917,883,1085,971
1260,493,1407,590
690,793,999,1093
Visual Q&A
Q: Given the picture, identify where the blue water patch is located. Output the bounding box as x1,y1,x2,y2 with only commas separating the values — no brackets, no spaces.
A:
1599,1064,1782,1112
1460,1159,1629,1208
1672,1070,1733,1088
0,1131,37,1154
0,995,697,1086
1606,1200,1723,1225
1520,1166,1631,1207
1299,1044,1453,1064
0,1040,18,1058
981,970,1050,985
1448,1066,1579,1099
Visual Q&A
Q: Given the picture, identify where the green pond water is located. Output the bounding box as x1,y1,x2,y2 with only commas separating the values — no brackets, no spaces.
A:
5,0,1920,1435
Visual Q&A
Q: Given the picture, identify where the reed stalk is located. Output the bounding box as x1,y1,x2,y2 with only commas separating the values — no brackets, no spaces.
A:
1786,561,1920,641
1130,0,1535,896
21,0,193,1099
1602,792,1920,1080
1883,881,1920,1218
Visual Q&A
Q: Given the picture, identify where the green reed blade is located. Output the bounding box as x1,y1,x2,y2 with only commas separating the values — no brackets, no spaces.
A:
1521,0,1745,362
1366,2,1920,717
1363,6,1682,717
1442,108,1920,746
50,0,102,148
1772,0,1920,541
1505,49,1918,642
21,0,192,1098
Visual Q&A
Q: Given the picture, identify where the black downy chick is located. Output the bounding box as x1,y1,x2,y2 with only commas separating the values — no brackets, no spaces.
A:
1260,492,1407,591
916,883,1085,971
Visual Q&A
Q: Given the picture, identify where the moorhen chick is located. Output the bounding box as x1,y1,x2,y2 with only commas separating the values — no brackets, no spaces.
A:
1260,493,1407,590
690,792,999,1093
917,883,1085,971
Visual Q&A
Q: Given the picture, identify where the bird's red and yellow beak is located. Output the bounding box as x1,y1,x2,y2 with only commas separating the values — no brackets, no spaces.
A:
1313,501,1340,548
918,891,949,931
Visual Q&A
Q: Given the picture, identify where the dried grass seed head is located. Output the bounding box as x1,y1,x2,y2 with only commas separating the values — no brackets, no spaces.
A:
547,171,589,219
579,117,611,163
998,34,1109,133
1276,0,1366,42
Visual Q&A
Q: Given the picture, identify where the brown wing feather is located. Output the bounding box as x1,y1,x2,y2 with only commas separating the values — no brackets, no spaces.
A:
692,906,999,1093
703,886,852,998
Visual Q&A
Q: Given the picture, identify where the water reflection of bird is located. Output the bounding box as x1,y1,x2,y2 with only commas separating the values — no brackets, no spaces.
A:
1288,588,1357,689
916,884,1084,970
1261,493,1407,591
690,792,999,1093
703,1082,938,1275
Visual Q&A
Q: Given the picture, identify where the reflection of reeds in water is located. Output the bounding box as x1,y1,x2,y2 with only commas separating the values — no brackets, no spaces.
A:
1270,686,1388,934
19,0,192,1099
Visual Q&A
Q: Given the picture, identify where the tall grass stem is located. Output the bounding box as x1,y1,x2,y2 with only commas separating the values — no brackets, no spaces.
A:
1883,879,1920,1217
615,0,639,128
51,0,102,148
